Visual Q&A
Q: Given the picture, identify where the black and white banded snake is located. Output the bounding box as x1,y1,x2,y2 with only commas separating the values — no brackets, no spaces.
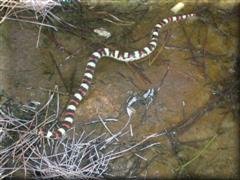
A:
39,13,196,139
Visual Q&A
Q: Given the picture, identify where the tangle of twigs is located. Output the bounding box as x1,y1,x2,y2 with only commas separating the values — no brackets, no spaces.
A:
0,86,161,179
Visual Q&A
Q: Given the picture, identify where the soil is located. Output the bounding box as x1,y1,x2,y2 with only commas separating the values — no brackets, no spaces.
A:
0,1,238,178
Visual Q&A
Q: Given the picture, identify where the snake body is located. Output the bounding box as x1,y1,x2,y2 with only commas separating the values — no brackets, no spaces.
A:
43,13,196,139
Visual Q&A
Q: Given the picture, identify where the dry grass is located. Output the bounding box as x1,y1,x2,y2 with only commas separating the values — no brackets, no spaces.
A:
0,0,65,46
0,0,61,23
0,86,161,179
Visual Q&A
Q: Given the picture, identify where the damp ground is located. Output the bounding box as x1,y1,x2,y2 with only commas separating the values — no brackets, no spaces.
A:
0,1,239,178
